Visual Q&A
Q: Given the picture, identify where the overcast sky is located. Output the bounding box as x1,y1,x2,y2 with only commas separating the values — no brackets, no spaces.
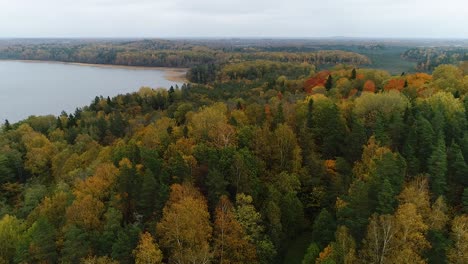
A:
0,0,467,38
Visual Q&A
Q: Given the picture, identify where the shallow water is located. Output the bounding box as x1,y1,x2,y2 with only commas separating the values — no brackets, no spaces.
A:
0,60,184,122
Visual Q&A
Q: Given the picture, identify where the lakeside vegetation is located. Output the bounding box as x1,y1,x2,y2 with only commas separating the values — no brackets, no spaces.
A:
0,39,467,264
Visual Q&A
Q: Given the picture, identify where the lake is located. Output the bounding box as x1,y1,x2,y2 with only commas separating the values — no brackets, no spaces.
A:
0,60,186,122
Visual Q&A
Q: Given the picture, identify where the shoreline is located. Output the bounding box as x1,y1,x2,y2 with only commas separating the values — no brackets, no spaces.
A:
0,59,189,82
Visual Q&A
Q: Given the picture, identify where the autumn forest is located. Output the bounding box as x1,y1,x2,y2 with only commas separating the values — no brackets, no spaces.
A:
0,38,467,264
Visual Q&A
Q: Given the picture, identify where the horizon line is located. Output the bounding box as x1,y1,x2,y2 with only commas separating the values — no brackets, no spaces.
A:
1,36,468,40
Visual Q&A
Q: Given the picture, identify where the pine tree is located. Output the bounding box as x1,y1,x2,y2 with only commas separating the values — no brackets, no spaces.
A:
306,98,314,129
351,68,357,79
312,208,336,248
402,125,420,176
462,188,468,213
345,116,367,163
428,132,448,198
98,207,123,256
56,117,63,130
137,169,158,220
325,75,333,91
117,159,141,224
448,142,468,186
3,119,11,132
111,225,141,263
168,86,175,104
376,178,395,214
16,217,57,263
302,243,320,264
109,112,126,138
272,102,285,130
61,225,91,263
416,115,435,172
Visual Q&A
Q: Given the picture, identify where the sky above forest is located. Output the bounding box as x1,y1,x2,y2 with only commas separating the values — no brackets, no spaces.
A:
0,0,467,38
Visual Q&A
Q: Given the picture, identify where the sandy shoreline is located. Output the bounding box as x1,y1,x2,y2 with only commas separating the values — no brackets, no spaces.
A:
0,59,189,83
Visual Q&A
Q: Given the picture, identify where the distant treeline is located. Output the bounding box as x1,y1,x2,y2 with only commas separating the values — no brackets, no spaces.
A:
0,39,370,69
403,47,468,71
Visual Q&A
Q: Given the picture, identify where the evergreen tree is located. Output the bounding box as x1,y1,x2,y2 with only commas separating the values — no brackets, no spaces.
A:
205,169,228,209
428,132,448,198
302,243,320,264
374,113,390,146
427,230,450,264
16,217,57,263
447,142,468,206
325,75,333,91
137,169,158,220
109,112,126,138
351,68,357,79
345,116,367,163
168,86,175,104
402,125,420,176
56,117,63,130
3,119,11,132
61,225,91,263
111,225,141,263
312,208,336,248
416,115,435,172
376,178,395,214
272,102,285,129
98,207,123,256
306,98,314,129
462,188,468,213
116,159,141,224
96,116,108,142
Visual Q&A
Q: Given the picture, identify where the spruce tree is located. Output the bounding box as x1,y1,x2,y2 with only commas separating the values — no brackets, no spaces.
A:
416,115,435,172
462,188,468,213
61,225,90,263
402,125,420,176
376,178,395,214
3,119,11,131
325,75,333,91
312,208,336,248
345,117,367,163
168,86,175,104
56,117,63,130
306,99,314,129
16,217,57,263
428,132,448,198
448,142,468,186
351,68,357,79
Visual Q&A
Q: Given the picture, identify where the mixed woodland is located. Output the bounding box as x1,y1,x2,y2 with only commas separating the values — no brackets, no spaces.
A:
0,41,468,264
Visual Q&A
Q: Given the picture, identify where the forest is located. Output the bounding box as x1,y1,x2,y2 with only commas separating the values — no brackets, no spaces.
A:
2,38,467,75
0,44,468,264
403,47,468,72
0,39,370,69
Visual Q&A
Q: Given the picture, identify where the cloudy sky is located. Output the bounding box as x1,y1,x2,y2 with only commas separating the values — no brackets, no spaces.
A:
0,0,467,38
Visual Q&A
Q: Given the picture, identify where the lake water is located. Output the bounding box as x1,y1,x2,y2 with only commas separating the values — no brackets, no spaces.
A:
0,60,185,122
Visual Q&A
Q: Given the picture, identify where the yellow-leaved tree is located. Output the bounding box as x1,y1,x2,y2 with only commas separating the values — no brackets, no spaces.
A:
213,195,257,264
133,232,163,264
447,215,468,264
156,184,212,264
